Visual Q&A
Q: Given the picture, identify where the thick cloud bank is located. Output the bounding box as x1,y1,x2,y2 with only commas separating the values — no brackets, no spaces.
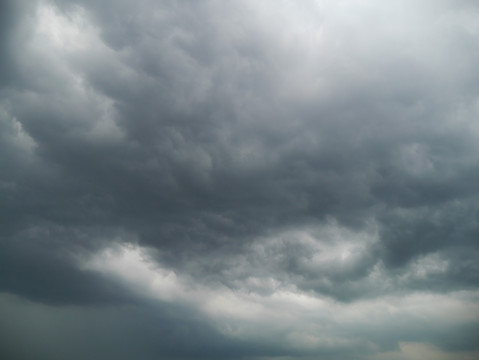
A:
1,0,479,359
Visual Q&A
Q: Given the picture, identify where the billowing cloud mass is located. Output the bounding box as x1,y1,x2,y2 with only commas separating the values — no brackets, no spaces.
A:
1,0,479,359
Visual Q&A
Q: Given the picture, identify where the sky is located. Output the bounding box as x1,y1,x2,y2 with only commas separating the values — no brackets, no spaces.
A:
1,0,479,359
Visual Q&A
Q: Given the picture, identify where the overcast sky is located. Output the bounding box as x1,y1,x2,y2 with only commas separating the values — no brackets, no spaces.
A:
1,0,479,359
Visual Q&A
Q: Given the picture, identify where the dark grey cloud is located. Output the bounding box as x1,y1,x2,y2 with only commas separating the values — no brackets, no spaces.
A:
1,0,479,359
0,292,282,360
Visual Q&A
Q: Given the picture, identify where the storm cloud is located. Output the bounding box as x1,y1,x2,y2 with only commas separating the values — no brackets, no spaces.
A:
1,0,479,359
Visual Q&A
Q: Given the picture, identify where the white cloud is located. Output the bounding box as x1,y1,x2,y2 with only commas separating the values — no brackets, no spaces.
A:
81,241,479,353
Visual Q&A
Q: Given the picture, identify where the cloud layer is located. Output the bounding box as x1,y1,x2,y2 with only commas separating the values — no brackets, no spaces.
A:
1,0,479,359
